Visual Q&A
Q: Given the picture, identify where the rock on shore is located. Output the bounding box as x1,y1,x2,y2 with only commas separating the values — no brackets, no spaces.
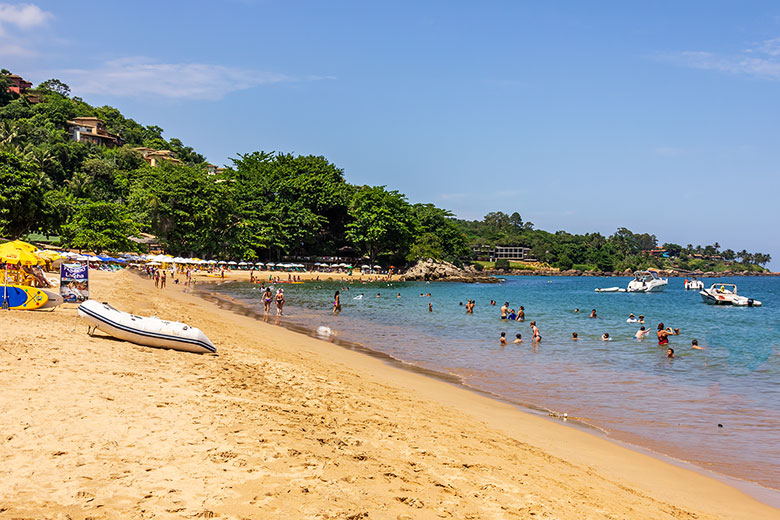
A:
400,259,498,282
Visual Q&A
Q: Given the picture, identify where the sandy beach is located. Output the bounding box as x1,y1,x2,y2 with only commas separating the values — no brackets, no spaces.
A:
1,269,776,519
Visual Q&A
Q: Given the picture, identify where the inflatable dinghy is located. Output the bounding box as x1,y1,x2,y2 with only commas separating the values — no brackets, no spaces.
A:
78,300,216,354
594,287,626,293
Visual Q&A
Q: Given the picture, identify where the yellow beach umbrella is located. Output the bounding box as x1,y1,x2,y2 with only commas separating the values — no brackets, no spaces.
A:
36,250,62,261
0,248,45,265
0,240,37,253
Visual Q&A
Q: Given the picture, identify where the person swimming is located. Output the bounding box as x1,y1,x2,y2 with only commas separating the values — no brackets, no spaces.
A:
513,333,523,344
657,322,673,345
571,332,578,340
589,309,597,318
602,332,611,341
667,348,674,358
691,339,702,350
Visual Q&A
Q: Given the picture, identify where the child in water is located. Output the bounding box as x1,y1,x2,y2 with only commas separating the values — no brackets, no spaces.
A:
601,333,611,341
513,333,523,344
500,332,507,346
571,332,578,340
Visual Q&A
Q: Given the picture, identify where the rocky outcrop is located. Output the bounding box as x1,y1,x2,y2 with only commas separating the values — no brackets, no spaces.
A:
400,260,498,282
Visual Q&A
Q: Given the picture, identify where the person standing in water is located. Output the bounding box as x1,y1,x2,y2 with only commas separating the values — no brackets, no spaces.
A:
530,321,541,342
428,302,433,312
516,306,525,321
466,300,475,314
263,287,273,313
500,332,507,346
500,302,509,319
275,288,285,316
657,322,673,345
589,309,597,318
333,290,341,315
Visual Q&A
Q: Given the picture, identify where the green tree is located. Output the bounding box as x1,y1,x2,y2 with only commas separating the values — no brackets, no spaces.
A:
38,79,71,97
346,185,416,265
61,201,140,253
0,151,46,238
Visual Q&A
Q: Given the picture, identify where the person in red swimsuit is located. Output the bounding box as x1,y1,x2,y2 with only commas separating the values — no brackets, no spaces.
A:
657,322,673,345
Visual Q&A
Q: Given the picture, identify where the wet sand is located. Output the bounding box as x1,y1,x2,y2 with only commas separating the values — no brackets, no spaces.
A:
0,269,776,519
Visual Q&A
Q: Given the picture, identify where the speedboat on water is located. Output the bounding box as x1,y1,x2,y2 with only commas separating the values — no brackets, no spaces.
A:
684,277,704,290
627,270,668,292
595,270,667,293
700,284,762,307
78,300,217,353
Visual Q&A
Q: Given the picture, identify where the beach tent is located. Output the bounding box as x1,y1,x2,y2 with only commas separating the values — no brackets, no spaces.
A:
255,262,264,266
227,261,237,265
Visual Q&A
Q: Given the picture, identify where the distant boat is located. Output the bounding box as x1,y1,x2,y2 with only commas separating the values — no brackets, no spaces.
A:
684,277,704,290
700,283,762,307
595,270,667,293
627,270,668,293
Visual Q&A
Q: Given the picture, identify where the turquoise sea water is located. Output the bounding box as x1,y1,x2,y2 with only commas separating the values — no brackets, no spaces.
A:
207,275,780,491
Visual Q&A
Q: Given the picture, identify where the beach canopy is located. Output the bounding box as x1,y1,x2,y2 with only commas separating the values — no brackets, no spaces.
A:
0,247,45,265
228,261,237,265
238,261,248,265
255,261,264,265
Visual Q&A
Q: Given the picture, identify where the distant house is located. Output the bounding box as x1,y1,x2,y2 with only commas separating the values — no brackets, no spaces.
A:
205,164,225,175
133,147,182,167
5,74,32,95
472,245,534,262
66,117,124,148
643,248,668,257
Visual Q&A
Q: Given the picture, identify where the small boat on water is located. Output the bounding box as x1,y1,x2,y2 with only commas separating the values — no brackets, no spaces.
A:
595,270,667,293
684,277,704,290
78,300,217,353
699,284,762,307
627,270,668,292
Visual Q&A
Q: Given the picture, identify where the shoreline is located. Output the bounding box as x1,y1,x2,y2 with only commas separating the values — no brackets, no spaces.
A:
1,269,777,518
192,277,780,507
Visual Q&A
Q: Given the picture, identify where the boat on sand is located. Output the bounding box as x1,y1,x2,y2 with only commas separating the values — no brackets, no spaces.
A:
78,300,216,353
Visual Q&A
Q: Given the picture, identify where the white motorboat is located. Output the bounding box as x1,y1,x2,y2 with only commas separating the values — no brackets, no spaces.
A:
684,277,704,290
78,300,217,353
626,270,668,293
699,284,762,307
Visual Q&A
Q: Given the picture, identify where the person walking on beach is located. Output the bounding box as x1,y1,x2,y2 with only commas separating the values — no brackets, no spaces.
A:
263,287,273,313
657,322,673,345
333,290,341,315
275,288,285,316
161,271,166,289
154,269,160,288
530,321,541,342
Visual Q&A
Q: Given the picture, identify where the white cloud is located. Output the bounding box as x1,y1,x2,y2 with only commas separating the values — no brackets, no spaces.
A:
61,58,323,100
0,42,34,56
662,38,780,81
0,3,51,30
0,3,51,56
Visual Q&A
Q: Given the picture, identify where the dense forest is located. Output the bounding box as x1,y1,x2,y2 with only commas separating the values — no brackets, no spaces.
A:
0,70,771,272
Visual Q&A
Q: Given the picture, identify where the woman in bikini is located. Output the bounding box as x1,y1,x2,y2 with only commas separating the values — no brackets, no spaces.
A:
263,287,273,313
333,290,341,315
657,322,672,345
275,288,285,316
530,321,541,343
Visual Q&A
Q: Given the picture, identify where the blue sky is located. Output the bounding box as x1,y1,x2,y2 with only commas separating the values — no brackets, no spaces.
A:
2,1,779,268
